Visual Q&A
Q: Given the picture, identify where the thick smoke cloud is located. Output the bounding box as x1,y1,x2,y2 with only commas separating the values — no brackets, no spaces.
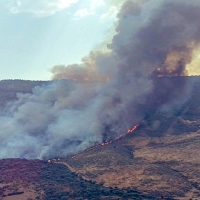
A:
1,0,200,159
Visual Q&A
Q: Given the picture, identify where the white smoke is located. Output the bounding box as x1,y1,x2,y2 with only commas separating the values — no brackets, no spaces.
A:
1,0,200,159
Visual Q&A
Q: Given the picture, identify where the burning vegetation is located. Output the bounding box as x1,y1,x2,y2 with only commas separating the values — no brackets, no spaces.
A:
127,125,139,134
71,124,139,159
0,0,200,159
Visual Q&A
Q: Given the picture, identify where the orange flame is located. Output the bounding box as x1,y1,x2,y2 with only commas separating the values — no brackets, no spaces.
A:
101,142,112,146
127,125,139,133
70,124,139,159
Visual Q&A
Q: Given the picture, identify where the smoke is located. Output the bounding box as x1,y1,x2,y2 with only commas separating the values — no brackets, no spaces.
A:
51,51,112,82
1,0,200,159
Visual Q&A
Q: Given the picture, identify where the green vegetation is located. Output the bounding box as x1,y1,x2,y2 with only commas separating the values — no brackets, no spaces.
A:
0,158,154,199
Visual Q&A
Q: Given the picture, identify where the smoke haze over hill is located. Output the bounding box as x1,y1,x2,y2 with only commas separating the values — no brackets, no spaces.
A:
1,0,200,159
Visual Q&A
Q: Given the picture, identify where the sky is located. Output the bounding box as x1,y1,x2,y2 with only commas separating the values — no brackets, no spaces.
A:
0,0,122,80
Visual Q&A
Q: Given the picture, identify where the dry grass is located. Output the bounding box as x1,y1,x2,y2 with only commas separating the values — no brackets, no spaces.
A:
67,127,200,199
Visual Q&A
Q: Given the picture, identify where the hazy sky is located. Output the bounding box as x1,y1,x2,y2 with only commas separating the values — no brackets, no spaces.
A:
0,0,122,80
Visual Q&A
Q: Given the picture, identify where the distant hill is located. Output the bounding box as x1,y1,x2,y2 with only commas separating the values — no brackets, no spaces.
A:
0,80,50,107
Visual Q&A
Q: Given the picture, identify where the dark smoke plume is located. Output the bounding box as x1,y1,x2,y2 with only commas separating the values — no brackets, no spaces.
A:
1,0,200,159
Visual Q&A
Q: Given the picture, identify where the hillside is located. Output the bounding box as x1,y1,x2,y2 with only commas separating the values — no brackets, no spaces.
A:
1,77,200,199
0,80,49,107
64,123,200,199
0,158,154,200
61,77,200,200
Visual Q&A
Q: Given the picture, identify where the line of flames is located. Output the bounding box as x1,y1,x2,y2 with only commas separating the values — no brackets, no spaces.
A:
71,124,139,159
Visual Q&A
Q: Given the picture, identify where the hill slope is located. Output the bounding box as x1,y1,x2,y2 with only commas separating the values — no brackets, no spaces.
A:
64,117,200,199
0,158,155,200
0,80,49,107
49,76,200,199
1,77,200,199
